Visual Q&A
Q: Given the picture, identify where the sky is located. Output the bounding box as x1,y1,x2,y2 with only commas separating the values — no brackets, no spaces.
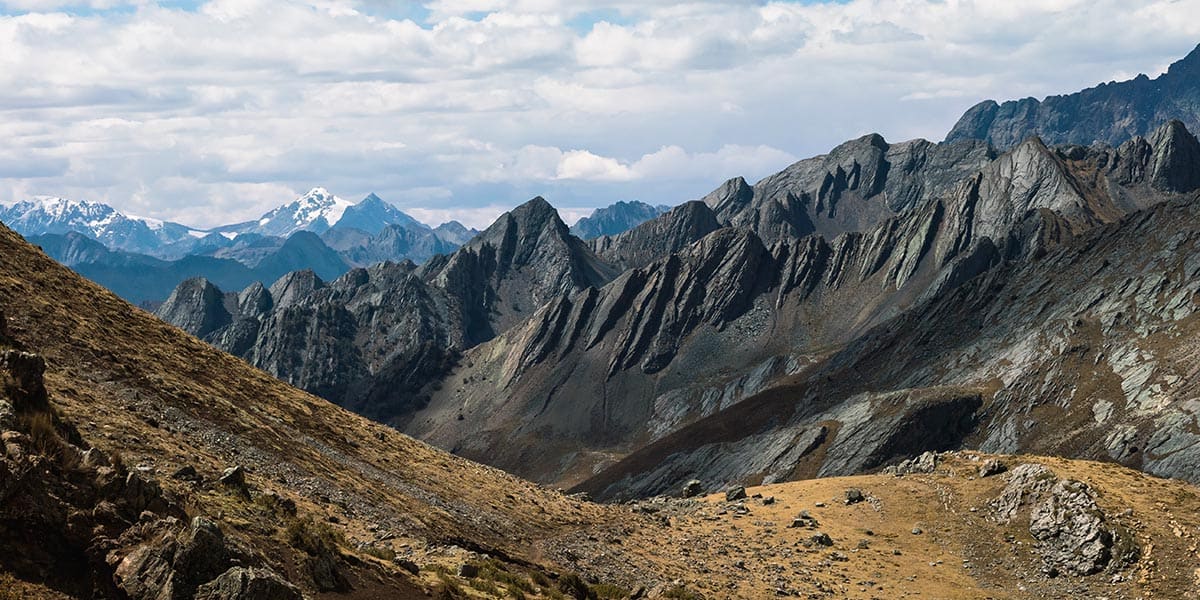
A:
1,1,1199,229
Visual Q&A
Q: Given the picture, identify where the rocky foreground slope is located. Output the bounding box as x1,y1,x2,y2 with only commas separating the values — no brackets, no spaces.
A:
5,177,1200,599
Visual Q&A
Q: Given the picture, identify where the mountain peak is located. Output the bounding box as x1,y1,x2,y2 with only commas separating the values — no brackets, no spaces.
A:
1167,43,1200,77
493,196,566,235
360,192,384,205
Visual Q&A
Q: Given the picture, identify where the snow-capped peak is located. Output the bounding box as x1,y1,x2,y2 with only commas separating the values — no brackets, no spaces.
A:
0,196,199,254
248,187,356,237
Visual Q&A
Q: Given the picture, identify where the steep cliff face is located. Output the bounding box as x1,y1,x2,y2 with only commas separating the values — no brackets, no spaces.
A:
946,44,1200,149
418,122,1200,486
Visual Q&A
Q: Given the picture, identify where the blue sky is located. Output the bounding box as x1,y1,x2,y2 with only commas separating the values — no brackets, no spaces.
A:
0,0,1198,228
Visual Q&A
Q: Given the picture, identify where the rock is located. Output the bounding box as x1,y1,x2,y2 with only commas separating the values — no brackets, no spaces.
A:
911,527,923,535
123,471,167,515
808,533,833,547
0,351,49,412
844,489,865,505
891,451,939,476
307,551,348,592
979,459,1007,478
991,465,1138,576
1029,479,1116,576
682,479,703,498
725,486,747,502
992,464,1058,522
219,465,247,494
114,517,236,600
458,563,479,578
172,465,201,482
945,44,1200,152
762,496,775,506
0,399,14,431
393,558,419,575
193,567,302,600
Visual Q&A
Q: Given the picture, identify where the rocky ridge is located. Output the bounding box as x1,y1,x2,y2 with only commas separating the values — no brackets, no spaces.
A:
946,43,1200,149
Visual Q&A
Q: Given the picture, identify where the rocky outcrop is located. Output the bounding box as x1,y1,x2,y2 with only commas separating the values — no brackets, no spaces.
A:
992,465,1138,576
193,567,302,600
571,200,670,240
946,44,1200,149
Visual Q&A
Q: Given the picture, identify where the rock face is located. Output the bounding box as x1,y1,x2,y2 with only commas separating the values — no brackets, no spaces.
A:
571,201,671,240
705,134,995,244
946,44,1200,149
193,567,302,600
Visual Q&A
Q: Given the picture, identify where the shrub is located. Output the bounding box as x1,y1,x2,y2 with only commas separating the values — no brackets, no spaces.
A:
591,583,631,599
285,517,343,556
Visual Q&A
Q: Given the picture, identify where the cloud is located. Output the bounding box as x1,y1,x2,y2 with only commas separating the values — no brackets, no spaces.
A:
0,0,1198,228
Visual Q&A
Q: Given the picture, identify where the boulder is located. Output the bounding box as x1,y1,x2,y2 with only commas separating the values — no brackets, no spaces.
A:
725,486,747,502
193,567,302,600
220,466,246,488
681,479,703,498
844,489,865,505
1029,479,1114,576
979,459,1007,478
0,351,48,412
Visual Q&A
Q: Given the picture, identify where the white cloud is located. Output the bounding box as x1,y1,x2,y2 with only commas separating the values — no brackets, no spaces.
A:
0,0,1197,228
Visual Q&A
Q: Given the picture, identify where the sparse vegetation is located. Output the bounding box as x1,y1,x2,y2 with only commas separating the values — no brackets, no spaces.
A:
661,585,703,600
590,583,630,599
479,559,535,593
285,516,343,556
360,544,396,561
436,572,467,599
469,577,503,596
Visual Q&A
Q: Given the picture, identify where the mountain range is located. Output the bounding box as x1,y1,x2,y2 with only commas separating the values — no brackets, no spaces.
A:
149,44,1200,505
2,188,491,305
